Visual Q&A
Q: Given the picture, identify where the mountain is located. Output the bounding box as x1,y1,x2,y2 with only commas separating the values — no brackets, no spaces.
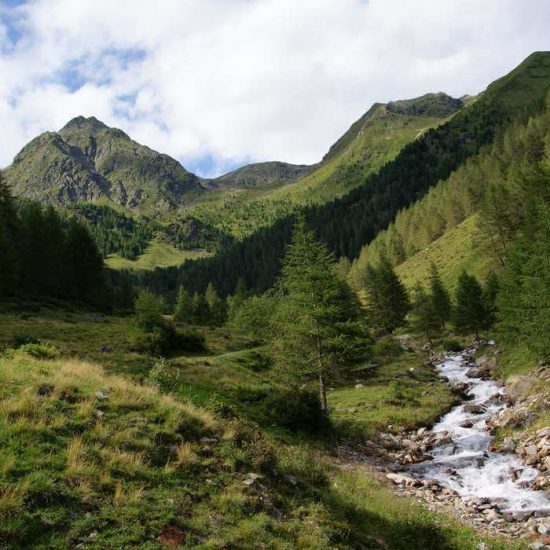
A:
4,116,204,211
212,161,312,189
143,52,550,297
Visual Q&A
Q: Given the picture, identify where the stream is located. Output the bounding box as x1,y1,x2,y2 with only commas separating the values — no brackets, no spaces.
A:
408,353,550,513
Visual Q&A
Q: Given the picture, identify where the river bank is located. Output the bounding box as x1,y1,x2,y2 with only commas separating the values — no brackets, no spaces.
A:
334,344,550,548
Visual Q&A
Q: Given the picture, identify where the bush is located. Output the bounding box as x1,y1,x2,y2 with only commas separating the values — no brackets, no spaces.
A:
233,385,328,433
442,339,463,352
148,358,178,391
373,336,403,361
131,323,206,356
15,343,60,360
231,420,277,473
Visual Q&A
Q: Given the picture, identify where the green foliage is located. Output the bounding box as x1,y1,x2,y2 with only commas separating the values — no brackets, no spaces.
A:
498,204,550,359
372,336,403,361
13,342,61,359
271,217,372,410
205,283,228,326
173,286,194,323
411,284,441,343
192,292,211,325
482,271,500,329
429,263,452,329
133,290,164,332
453,271,487,338
364,256,410,333
231,294,276,343
147,358,178,391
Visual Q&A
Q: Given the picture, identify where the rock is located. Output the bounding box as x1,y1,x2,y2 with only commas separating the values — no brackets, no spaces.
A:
93,409,104,418
460,419,474,428
95,391,108,400
500,437,516,453
464,403,485,415
525,444,540,457
483,509,500,521
385,473,419,487
355,384,364,389
243,473,262,486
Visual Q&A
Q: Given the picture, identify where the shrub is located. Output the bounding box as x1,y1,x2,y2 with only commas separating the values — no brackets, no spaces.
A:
373,336,403,361
442,339,463,352
148,358,178,391
15,343,60,360
172,329,206,353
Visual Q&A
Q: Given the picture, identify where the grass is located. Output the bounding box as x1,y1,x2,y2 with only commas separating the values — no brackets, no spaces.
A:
396,214,498,291
0,308,523,548
330,350,457,438
105,241,208,271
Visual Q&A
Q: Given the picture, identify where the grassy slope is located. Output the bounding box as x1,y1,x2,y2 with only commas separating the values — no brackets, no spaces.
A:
188,107,450,239
395,214,498,291
0,309,518,549
105,242,209,271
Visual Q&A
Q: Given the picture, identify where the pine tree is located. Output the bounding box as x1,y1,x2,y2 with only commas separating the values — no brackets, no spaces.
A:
363,256,410,333
428,263,451,330
192,292,211,325
174,286,194,324
271,217,372,410
65,219,106,304
205,282,227,326
453,271,487,339
228,278,248,320
482,271,500,329
411,283,440,344
0,175,19,295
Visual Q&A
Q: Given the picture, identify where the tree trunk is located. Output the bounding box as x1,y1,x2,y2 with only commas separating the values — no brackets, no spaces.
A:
318,372,327,411
315,331,327,410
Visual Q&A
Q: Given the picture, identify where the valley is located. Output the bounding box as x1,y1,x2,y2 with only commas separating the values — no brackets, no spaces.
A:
1,47,550,550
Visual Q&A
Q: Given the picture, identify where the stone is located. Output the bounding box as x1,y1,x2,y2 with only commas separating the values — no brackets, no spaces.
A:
354,383,364,388
284,474,298,486
95,391,108,400
500,437,516,453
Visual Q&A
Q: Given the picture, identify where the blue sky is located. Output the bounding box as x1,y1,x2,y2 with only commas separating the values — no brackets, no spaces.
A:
0,0,549,177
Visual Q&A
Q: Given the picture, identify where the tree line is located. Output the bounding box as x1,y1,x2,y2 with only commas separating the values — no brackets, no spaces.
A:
0,175,106,305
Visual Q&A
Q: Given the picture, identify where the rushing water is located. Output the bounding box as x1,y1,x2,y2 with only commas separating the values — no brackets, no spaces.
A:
409,353,550,513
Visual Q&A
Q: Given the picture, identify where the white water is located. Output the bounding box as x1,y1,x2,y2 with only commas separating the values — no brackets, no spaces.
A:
409,353,550,513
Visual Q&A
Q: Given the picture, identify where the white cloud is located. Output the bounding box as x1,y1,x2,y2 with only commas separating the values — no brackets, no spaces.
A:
0,0,549,175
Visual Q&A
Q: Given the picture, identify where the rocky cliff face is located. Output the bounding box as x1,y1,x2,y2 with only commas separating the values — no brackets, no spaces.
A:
4,116,204,211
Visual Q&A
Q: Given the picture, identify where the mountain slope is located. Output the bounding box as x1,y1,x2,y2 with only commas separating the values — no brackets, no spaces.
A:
212,161,312,189
145,51,550,297
4,116,204,211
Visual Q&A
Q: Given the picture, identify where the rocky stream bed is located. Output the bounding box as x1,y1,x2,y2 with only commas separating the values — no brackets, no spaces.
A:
335,347,550,548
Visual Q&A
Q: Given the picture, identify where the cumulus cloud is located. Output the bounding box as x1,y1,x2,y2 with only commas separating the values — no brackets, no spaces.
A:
0,0,549,175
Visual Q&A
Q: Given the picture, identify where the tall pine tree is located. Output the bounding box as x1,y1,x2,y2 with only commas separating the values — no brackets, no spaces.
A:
453,271,487,339
428,263,451,330
271,217,371,410
363,256,410,333
174,286,194,323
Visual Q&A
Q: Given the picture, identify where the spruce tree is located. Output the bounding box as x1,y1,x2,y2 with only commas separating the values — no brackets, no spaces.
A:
205,282,227,326
174,286,194,324
271,217,371,411
482,272,500,329
428,263,451,330
363,256,410,333
411,283,441,344
0,175,19,295
453,271,487,339
192,292,211,325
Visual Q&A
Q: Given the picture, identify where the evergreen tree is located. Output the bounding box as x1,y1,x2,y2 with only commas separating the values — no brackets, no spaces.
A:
65,219,106,304
205,282,227,326
363,256,410,333
0,175,19,295
453,271,487,339
134,290,164,331
228,278,248,319
174,286,194,324
411,283,441,344
428,263,451,330
482,271,500,329
192,292,211,325
271,217,372,410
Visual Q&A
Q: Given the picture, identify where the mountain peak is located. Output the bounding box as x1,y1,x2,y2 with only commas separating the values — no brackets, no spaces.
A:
61,115,109,132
